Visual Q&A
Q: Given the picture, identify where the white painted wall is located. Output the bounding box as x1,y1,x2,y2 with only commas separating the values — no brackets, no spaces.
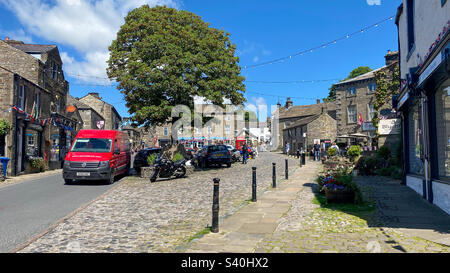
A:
432,182,450,215
406,175,424,196
398,0,450,79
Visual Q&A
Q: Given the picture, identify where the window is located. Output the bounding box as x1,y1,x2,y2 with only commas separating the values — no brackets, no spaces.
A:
442,0,447,7
19,85,25,109
434,81,450,178
35,93,40,118
367,104,376,121
225,125,230,134
347,105,357,124
52,62,59,80
163,127,168,136
348,87,356,96
406,0,415,53
408,101,423,175
25,129,40,157
369,83,376,93
71,138,113,153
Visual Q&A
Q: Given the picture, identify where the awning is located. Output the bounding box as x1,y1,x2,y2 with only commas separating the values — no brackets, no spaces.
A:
349,133,371,138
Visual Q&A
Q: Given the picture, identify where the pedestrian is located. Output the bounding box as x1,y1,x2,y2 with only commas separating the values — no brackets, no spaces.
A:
296,148,300,159
313,141,321,161
242,142,248,164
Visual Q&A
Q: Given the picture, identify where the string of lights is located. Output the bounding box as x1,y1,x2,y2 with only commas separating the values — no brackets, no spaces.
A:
242,15,395,70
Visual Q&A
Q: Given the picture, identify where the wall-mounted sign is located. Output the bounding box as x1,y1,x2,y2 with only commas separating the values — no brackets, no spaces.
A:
96,120,105,129
379,119,401,135
362,122,376,131
66,105,76,113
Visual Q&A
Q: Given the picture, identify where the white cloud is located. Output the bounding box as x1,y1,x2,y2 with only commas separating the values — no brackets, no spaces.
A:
0,0,180,83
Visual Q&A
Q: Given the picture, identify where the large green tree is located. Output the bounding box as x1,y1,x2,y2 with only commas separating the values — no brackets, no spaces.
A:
323,66,373,102
107,5,246,127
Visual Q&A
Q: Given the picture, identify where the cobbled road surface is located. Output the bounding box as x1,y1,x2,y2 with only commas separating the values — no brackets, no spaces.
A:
20,152,299,253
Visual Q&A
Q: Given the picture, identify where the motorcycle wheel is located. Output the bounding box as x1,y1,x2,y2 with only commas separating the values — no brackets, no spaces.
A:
174,166,186,178
150,169,158,182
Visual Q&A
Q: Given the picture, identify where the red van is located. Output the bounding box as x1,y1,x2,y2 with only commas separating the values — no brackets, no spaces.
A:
63,130,131,184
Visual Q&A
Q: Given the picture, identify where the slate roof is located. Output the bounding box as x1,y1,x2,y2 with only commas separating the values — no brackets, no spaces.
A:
283,115,320,130
279,102,336,120
8,43,57,54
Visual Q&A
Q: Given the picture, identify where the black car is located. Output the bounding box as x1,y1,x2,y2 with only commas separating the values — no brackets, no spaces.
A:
133,148,162,172
194,145,231,168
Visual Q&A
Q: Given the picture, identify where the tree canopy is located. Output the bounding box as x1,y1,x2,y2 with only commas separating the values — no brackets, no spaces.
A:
107,5,246,127
323,66,373,102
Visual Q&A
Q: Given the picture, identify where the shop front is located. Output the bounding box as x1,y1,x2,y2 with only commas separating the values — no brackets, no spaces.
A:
397,39,450,214
49,113,78,170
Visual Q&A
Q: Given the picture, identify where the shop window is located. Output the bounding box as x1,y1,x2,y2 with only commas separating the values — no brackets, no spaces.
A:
408,102,423,175
434,81,450,178
25,129,40,157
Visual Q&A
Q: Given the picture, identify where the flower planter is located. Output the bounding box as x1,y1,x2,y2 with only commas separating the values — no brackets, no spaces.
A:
140,166,154,178
325,188,355,204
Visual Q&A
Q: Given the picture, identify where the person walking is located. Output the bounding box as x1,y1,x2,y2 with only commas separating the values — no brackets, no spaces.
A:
313,141,321,161
242,142,248,164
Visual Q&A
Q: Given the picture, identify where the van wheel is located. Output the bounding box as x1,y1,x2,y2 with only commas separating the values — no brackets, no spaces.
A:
106,172,115,185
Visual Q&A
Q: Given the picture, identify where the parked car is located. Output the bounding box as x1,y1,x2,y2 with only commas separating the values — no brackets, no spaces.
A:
63,129,131,185
133,147,162,173
194,145,232,168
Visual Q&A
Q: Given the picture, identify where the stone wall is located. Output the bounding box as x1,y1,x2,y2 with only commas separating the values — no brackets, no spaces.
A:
0,41,41,85
306,113,337,148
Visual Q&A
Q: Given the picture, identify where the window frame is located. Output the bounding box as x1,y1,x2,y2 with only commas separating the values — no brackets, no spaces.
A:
347,105,357,124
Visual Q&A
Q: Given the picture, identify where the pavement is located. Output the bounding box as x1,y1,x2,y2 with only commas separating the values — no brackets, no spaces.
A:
186,160,450,253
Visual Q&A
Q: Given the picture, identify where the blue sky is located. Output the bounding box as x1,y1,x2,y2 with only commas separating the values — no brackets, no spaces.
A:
0,0,401,119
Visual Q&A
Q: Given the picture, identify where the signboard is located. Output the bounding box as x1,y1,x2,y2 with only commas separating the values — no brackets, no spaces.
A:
379,119,401,135
362,122,376,132
96,120,105,129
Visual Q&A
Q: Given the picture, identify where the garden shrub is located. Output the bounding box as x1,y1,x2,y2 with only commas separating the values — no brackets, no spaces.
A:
173,152,184,162
377,145,391,160
327,147,337,157
346,145,361,160
147,153,157,166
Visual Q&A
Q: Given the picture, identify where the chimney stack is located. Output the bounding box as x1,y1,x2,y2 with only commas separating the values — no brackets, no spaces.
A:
316,99,321,104
385,50,399,66
285,97,293,108
88,92,101,99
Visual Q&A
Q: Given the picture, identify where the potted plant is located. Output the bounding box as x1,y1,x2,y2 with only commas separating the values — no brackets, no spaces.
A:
346,145,361,162
322,165,356,203
29,157,45,173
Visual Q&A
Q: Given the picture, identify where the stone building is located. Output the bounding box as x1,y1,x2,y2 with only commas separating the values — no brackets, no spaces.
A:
78,92,122,130
67,94,104,130
122,123,141,150
334,51,399,149
283,110,337,154
276,98,336,151
0,66,52,175
395,0,450,214
0,38,78,173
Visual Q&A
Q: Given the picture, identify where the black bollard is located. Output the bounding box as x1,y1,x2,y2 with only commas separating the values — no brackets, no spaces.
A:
211,178,220,233
302,153,306,165
252,167,257,202
272,163,276,188
285,159,288,180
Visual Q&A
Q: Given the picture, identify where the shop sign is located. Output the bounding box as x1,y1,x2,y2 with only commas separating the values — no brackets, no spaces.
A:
96,120,105,129
362,122,376,132
379,119,401,135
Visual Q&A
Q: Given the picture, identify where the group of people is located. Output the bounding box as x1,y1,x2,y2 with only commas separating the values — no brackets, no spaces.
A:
240,142,257,164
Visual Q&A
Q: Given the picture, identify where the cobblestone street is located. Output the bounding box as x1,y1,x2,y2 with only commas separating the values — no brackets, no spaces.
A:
19,152,299,253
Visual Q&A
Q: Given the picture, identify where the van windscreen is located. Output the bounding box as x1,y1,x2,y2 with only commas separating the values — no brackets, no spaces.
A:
71,138,113,153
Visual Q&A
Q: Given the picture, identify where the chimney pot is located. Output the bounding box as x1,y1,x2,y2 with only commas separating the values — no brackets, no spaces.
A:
5,37,9,41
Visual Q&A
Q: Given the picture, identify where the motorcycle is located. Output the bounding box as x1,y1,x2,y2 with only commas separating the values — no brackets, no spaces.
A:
231,149,242,163
150,153,188,182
